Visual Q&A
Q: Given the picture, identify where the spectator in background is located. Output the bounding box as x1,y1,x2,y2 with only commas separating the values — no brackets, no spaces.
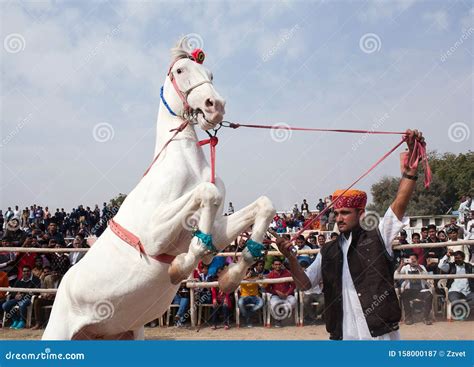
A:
195,263,212,304
2,265,41,329
316,199,325,212
32,256,44,279
69,234,87,266
330,232,339,241
238,268,264,327
44,223,65,247
171,285,190,327
410,233,425,266
424,225,444,273
437,230,447,242
46,241,70,278
253,260,269,277
227,202,234,215
438,250,474,318
396,254,433,325
301,199,309,217
295,235,313,267
31,269,60,330
0,210,4,231
317,234,326,248
420,227,428,243
210,267,232,330
327,210,336,231
5,207,13,223
0,270,9,325
266,258,296,327
446,226,470,262
458,195,471,225
2,219,26,247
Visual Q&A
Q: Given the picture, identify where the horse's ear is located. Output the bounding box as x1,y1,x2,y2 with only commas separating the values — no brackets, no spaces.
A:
170,37,191,61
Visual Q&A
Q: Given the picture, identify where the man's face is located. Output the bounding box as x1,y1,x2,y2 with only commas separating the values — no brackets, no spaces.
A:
22,268,31,280
454,255,464,266
448,231,458,241
409,256,418,265
335,208,362,233
318,236,326,246
412,236,420,244
428,229,437,239
421,230,428,239
295,238,304,247
48,223,57,233
256,262,264,272
272,261,282,272
43,268,51,277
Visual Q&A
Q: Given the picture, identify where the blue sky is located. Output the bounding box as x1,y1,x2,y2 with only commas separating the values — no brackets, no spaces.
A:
1,0,472,212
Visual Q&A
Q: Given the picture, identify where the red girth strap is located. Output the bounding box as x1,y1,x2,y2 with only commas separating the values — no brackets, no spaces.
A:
109,218,176,264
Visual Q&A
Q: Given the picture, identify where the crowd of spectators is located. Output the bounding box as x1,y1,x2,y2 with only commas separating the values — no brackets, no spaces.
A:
0,197,472,331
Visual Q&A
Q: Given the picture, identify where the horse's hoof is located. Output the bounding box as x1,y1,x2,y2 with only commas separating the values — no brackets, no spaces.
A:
168,267,185,285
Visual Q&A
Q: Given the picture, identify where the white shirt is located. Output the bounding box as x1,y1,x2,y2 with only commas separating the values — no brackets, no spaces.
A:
397,264,431,291
438,255,470,296
466,219,474,241
305,207,408,340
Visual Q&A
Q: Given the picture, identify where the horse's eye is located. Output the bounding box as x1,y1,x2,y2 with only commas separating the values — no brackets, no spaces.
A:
210,74,214,81
177,68,182,74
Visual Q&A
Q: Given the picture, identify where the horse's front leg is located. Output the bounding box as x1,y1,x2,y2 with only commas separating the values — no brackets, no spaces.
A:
213,196,276,293
167,182,223,284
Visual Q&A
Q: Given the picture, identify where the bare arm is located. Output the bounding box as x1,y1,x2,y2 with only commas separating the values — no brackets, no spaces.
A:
390,129,424,220
274,237,313,291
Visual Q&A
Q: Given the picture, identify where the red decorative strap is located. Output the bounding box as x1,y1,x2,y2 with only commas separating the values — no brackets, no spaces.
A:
403,137,432,189
109,218,145,255
198,136,218,183
109,218,176,264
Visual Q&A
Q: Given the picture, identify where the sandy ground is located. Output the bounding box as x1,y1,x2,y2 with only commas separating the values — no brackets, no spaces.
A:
1,321,473,340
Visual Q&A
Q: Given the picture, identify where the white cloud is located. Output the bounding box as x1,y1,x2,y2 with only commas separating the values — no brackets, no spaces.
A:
423,10,449,31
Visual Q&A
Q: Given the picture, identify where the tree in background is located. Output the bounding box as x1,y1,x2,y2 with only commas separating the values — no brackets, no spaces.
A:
367,151,473,216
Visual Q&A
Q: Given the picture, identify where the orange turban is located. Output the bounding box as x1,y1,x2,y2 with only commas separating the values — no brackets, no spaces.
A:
332,189,367,210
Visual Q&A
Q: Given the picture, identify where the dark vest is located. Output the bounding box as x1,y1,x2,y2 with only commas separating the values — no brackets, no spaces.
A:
447,262,474,290
321,226,401,340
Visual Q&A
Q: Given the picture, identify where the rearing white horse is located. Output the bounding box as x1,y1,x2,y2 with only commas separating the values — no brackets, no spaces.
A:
42,37,276,340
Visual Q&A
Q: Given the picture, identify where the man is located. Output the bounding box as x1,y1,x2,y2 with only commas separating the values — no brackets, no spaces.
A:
446,225,470,261
227,202,234,215
31,269,60,330
438,250,474,317
316,199,325,212
2,265,41,329
44,222,65,247
295,235,313,267
266,259,296,327
301,199,309,217
396,254,433,325
276,129,424,340
420,227,428,243
458,195,471,225
410,233,425,265
317,234,326,248
424,224,444,272
238,268,264,327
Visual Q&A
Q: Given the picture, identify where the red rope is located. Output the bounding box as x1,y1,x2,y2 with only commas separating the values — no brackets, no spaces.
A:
226,122,406,135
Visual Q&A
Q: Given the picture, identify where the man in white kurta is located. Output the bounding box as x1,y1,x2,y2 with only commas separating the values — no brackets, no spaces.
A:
305,207,408,339
275,129,425,340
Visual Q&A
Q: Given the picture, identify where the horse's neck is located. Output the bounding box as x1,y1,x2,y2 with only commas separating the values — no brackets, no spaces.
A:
153,104,199,157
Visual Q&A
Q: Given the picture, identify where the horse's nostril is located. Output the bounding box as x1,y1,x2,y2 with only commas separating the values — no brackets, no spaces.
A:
205,98,214,108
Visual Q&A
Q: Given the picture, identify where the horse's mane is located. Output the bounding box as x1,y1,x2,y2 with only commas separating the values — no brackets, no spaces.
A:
170,37,192,61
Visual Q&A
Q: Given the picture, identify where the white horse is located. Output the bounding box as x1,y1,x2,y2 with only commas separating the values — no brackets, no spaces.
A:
42,37,275,340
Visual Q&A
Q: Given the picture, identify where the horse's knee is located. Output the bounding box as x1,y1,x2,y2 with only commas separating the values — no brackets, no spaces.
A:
195,182,222,208
256,196,276,218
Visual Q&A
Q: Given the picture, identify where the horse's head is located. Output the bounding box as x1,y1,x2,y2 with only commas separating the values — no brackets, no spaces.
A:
162,37,226,130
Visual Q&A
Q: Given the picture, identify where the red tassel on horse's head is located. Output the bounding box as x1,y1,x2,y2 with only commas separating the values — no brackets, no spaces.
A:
191,48,205,64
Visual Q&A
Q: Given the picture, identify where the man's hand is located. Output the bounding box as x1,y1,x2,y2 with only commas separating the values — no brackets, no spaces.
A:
275,236,296,260
405,129,425,155
14,293,22,300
